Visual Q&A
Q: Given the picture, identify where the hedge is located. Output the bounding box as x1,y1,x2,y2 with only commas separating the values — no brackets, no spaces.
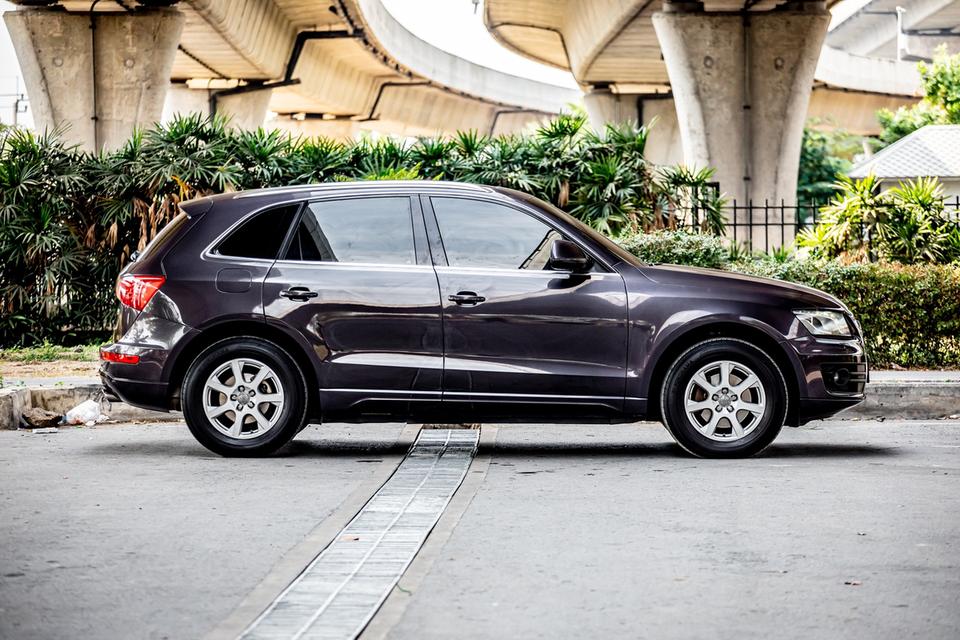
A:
0,114,724,346
617,230,728,269
733,259,960,369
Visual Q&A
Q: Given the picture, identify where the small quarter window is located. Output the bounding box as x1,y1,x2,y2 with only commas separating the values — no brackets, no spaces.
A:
284,197,416,265
217,204,299,260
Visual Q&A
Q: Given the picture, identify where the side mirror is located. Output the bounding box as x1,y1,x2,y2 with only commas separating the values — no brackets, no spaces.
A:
548,239,593,273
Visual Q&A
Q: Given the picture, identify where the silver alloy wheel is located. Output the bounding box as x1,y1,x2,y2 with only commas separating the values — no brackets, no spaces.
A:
683,360,766,442
202,358,285,440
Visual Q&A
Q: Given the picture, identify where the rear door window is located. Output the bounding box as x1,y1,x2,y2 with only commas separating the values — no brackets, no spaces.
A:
284,197,416,265
217,204,300,260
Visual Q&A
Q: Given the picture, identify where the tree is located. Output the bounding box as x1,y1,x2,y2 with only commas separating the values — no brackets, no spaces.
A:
796,123,862,204
876,45,960,146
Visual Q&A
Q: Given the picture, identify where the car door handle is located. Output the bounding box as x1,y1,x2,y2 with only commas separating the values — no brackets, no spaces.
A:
448,291,485,305
280,287,318,301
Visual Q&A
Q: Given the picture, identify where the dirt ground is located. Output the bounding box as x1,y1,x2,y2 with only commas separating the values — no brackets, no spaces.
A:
0,359,100,380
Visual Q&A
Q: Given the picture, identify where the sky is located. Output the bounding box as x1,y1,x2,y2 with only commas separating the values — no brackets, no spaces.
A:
381,0,576,87
0,1,28,127
0,0,575,128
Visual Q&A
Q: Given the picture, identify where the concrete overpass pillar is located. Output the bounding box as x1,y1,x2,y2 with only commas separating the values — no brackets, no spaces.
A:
584,91,683,166
652,1,830,246
163,83,273,130
216,90,273,130
5,7,183,151
583,90,638,128
639,98,682,166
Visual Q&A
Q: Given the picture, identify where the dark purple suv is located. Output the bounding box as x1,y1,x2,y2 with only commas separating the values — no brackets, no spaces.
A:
100,181,867,457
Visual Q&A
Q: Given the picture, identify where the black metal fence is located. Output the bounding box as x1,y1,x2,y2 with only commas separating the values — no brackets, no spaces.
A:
679,195,960,255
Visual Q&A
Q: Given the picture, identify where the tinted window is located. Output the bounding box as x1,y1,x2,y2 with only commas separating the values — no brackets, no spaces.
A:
284,197,415,265
217,204,299,260
431,197,560,269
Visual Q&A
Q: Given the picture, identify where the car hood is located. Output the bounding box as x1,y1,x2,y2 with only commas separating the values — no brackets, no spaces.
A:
636,264,845,310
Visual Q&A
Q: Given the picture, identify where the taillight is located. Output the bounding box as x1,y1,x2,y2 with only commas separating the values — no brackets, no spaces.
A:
116,274,165,311
100,349,140,365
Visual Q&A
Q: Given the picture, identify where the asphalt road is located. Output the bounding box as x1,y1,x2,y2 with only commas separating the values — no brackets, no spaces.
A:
1,420,958,640
0,423,412,640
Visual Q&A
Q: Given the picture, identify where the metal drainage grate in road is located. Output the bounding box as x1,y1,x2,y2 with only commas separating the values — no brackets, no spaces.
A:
239,428,480,640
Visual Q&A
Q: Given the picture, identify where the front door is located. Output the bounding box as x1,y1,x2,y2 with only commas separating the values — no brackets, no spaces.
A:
262,194,443,420
422,195,629,419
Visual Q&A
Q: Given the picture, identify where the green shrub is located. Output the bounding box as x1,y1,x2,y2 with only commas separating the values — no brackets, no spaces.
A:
798,175,960,265
617,230,729,269
0,114,730,345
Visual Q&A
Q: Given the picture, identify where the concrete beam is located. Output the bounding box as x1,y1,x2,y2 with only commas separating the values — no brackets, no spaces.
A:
5,7,184,151
354,0,578,115
816,45,921,97
653,7,830,246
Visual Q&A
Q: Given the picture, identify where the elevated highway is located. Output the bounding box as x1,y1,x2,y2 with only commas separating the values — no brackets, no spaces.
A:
4,0,579,150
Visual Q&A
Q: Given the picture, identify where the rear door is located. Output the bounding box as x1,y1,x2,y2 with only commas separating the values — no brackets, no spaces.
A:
262,194,443,420
423,195,629,419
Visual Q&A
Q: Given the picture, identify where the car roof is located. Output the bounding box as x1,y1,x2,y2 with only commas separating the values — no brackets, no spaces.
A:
181,181,511,213
231,180,499,200
181,181,544,224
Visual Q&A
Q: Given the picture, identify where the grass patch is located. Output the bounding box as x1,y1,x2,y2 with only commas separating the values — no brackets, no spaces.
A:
0,342,101,363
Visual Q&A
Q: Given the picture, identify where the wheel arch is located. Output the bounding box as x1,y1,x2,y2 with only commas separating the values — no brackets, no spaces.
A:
166,319,321,419
643,321,803,426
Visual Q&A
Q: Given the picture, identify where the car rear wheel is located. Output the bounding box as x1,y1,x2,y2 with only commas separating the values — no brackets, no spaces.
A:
182,337,307,457
660,338,788,458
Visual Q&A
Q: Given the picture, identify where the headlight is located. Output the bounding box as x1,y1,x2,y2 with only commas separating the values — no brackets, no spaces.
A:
794,309,852,337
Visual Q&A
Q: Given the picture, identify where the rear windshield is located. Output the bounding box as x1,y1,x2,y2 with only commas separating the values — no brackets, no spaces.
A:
135,211,190,263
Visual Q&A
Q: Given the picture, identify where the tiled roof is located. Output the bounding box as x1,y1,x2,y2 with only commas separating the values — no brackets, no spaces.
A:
848,125,960,179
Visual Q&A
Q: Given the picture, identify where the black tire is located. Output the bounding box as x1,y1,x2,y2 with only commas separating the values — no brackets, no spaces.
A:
660,338,788,458
181,337,307,457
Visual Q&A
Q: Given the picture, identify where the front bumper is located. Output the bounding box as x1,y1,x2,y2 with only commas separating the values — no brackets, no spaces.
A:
789,334,869,424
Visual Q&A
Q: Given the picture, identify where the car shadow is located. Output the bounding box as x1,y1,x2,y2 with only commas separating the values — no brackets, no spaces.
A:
84,436,412,459
481,440,898,459
81,426,898,460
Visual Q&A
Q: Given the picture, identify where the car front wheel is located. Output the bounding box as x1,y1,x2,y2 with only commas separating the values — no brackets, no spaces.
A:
181,337,307,457
660,338,788,458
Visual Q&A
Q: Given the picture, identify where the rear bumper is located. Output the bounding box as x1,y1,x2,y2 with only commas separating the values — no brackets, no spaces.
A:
100,367,170,412
99,310,196,412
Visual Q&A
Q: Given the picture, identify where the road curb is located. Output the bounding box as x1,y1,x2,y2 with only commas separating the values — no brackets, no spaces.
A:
839,381,959,420
0,383,177,429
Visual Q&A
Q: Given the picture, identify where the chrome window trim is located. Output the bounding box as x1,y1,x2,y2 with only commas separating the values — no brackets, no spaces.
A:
432,265,621,278
270,260,433,272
